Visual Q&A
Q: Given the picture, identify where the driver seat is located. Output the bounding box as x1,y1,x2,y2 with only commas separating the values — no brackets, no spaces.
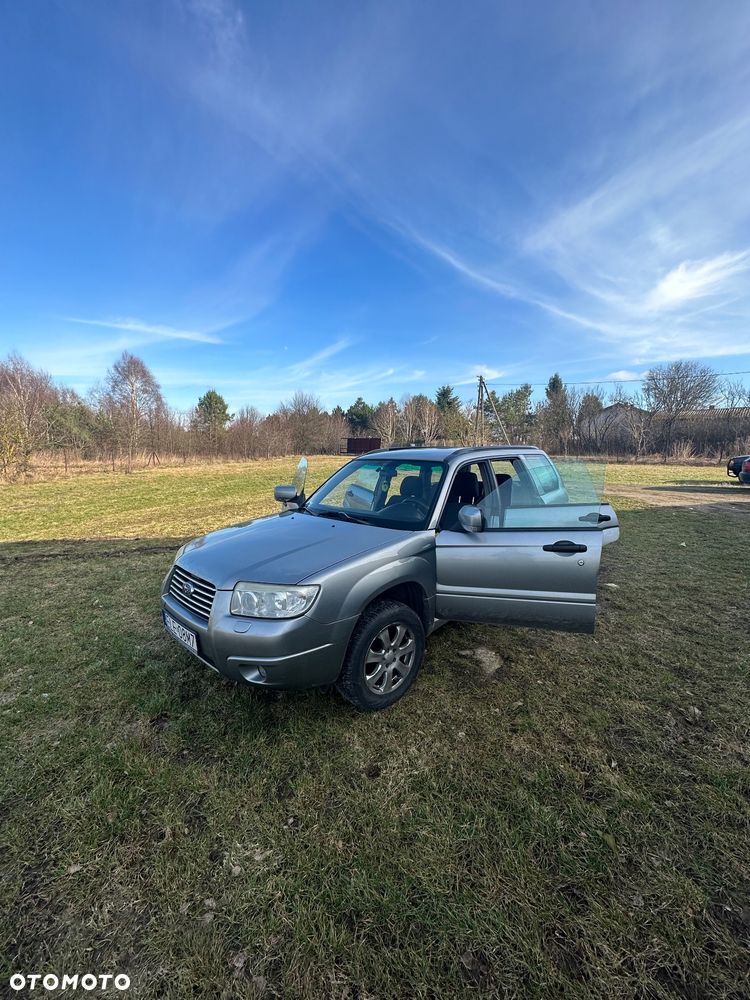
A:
440,467,481,531
385,475,423,507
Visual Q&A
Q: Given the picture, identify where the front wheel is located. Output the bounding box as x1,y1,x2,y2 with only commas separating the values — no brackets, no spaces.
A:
336,599,425,711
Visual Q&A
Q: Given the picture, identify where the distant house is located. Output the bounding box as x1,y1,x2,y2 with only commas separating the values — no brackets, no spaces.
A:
587,403,750,455
589,401,646,431
584,402,647,451
670,405,750,423
662,406,750,456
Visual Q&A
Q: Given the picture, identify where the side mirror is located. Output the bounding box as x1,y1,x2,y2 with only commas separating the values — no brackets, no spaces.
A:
274,485,298,504
458,505,483,533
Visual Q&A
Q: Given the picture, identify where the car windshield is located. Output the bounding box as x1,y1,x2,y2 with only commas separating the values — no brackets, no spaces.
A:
305,459,447,530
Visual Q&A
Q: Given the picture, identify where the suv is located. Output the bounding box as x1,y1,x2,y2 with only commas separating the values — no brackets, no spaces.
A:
161,447,619,710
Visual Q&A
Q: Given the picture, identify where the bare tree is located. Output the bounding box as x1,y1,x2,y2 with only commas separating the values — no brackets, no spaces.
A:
104,352,164,472
456,402,476,444
398,396,419,444
576,387,608,453
604,388,652,460
0,353,56,477
318,409,349,454
413,394,442,444
372,398,399,448
45,387,94,473
258,412,292,458
537,374,577,454
643,361,720,460
228,406,262,459
280,391,325,453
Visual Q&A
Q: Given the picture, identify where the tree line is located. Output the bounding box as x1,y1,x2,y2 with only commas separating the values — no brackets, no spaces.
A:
0,350,748,479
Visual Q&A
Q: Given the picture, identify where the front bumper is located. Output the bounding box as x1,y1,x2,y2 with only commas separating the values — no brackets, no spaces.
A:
161,586,357,689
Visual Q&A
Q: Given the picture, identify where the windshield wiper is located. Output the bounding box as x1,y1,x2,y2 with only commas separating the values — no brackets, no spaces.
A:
315,509,370,526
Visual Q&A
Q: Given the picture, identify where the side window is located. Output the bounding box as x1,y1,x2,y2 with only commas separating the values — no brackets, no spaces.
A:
524,455,562,497
438,462,485,530
488,458,538,506
479,457,532,527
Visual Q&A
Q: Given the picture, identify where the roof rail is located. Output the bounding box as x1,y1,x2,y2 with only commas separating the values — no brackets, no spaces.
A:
353,443,543,459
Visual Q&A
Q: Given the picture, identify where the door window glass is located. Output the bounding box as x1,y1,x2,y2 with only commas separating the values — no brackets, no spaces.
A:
524,455,562,496
478,457,605,530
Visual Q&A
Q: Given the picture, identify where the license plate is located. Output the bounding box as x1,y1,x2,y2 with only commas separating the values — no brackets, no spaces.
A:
163,611,198,654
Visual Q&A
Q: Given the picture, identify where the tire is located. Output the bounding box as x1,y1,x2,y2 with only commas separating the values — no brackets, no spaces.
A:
336,599,426,711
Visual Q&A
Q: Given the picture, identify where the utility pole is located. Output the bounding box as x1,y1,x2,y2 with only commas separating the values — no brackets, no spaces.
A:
476,375,511,445
474,375,484,448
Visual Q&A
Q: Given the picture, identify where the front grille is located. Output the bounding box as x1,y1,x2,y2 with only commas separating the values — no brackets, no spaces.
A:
169,565,216,620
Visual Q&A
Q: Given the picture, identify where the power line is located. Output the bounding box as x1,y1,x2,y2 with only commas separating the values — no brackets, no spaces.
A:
482,369,750,389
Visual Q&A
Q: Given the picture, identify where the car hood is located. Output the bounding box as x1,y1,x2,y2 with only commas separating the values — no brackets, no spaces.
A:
176,511,408,589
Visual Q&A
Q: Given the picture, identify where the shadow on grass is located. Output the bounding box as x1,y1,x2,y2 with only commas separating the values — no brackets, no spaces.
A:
0,536,188,564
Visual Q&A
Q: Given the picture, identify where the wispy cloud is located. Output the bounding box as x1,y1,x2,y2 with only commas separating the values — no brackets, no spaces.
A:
643,251,750,311
129,0,750,374
65,316,224,344
288,337,355,375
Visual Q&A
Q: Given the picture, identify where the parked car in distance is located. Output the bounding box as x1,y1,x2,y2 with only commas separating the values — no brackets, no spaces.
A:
727,454,750,484
161,446,619,710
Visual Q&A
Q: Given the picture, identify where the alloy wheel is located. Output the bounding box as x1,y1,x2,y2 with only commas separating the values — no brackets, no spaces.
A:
364,623,416,695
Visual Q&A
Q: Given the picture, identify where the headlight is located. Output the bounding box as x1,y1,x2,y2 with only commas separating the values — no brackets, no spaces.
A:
230,582,319,619
174,543,187,561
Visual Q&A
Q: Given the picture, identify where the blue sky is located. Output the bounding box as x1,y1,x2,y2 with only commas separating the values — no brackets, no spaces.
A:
2,0,749,413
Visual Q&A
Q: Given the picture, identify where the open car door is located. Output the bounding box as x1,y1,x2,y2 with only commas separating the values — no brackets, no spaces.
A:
435,456,618,633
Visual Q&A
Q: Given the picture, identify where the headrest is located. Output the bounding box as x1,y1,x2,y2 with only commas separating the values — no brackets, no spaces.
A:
451,468,479,501
399,475,422,498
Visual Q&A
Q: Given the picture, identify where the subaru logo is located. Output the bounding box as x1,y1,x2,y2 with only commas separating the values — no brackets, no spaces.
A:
182,580,195,596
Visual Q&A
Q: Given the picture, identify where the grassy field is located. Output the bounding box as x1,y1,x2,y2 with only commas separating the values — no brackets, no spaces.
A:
1,460,748,998
0,455,735,542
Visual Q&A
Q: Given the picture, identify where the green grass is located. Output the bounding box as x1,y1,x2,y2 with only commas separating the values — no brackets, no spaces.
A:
1,461,749,998
0,456,737,542
605,461,726,485
0,456,345,542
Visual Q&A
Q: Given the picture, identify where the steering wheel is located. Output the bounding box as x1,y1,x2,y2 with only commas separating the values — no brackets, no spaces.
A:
393,497,430,517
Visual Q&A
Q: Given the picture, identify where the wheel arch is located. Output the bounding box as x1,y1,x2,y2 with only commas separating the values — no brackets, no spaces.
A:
363,580,431,632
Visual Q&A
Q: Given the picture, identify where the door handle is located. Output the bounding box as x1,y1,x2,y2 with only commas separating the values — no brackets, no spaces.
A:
578,511,611,523
543,539,588,554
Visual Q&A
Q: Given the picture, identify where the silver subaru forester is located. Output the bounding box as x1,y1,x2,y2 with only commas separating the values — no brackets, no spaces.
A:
161,446,619,710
